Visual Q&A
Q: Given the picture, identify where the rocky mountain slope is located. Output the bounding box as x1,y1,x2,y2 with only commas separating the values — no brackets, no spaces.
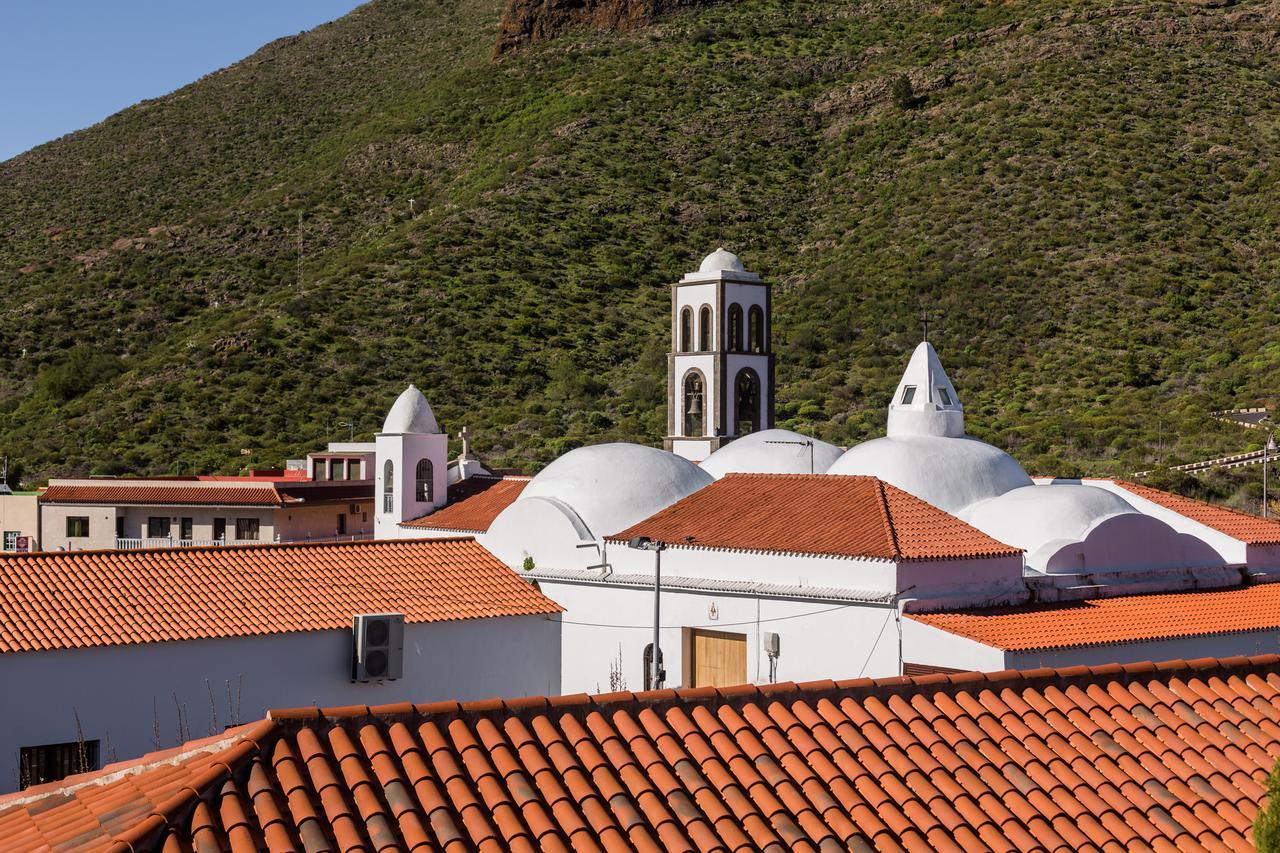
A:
1,0,1278,506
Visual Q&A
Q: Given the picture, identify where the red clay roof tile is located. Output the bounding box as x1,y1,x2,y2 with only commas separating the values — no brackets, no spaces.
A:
909,582,1280,651
1108,479,1280,545
609,474,1021,561
5,656,1280,851
401,477,530,533
0,539,560,654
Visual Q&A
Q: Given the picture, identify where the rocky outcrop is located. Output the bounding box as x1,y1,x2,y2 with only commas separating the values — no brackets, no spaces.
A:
494,0,728,56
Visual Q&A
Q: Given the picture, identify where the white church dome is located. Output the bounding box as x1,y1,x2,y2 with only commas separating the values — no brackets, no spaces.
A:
828,435,1031,515
699,247,746,274
519,442,713,537
960,484,1137,556
700,429,844,479
381,384,440,435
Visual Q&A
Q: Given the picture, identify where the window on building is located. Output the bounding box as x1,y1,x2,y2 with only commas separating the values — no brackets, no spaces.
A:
698,305,712,351
382,460,394,513
337,513,347,536
66,517,90,538
331,459,346,480
937,387,953,406
347,459,361,480
3,531,18,551
235,518,260,541
748,305,764,353
900,385,916,405
728,304,744,352
20,740,99,790
415,458,434,503
679,307,693,353
734,368,761,436
683,372,705,437
180,517,194,541
115,517,124,540
213,518,227,542
147,516,170,538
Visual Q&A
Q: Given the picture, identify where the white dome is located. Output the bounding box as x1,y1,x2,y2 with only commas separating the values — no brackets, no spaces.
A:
700,429,844,479
518,442,713,537
960,484,1137,557
699,247,746,274
381,384,440,434
828,435,1031,515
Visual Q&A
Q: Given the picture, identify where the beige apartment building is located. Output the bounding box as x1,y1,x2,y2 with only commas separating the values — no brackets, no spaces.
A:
38,479,372,552
0,491,40,552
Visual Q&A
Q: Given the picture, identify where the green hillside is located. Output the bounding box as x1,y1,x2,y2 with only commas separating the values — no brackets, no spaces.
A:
1,0,1278,505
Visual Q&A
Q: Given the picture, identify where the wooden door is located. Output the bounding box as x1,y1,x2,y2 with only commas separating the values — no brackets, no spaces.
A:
687,629,747,688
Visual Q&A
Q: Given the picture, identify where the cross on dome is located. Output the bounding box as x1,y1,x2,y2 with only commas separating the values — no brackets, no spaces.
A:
887,341,964,438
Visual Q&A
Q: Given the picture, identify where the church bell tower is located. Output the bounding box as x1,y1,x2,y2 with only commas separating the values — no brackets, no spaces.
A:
665,247,775,462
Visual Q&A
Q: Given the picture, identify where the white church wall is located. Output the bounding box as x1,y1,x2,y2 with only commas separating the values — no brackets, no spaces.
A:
722,282,766,319
1003,630,1280,669
899,619,1006,672
0,614,560,794
603,545,899,594
486,497,596,571
538,578,902,695
1084,480,1249,564
675,283,718,343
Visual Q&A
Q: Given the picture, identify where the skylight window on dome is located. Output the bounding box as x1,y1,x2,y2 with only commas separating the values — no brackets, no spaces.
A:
901,386,916,405
937,387,953,405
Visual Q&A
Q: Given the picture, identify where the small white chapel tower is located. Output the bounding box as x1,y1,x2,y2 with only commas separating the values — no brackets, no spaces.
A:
665,247,775,461
886,341,964,438
375,384,448,538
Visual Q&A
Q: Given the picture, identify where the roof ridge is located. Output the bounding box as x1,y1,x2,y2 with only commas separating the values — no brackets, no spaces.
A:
874,478,903,560
267,654,1280,727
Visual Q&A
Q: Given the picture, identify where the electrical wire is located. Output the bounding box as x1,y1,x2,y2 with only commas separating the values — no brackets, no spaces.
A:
551,600,884,631
854,607,897,678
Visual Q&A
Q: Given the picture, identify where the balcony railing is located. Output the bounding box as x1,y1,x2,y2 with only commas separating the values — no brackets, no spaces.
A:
114,532,374,550
116,537,224,550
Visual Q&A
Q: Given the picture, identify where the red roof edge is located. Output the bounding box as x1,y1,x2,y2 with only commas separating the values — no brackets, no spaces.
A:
0,536,479,561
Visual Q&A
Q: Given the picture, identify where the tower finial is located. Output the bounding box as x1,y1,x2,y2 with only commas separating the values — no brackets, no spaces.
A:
920,310,932,343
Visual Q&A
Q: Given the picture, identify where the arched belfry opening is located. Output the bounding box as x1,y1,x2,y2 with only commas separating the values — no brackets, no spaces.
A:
666,248,775,461
415,458,434,502
683,371,705,437
734,368,761,436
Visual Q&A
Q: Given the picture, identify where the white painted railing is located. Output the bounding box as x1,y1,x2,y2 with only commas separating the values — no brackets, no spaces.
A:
116,538,224,550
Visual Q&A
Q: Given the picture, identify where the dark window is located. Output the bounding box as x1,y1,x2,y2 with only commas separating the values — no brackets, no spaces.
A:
20,740,99,790
748,305,764,353
213,518,227,542
331,459,345,480
937,387,953,406
728,304,744,352
66,517,90,538
734,368,761,436
382,460,394,513
901,385,916,405
180,518,193,541
679,307,693,353
347,459,361,479
337,513,347,535
147,516,170,538
115,517,124,539
683,372,705,437
698,305,712,351
235,518,260,541
415,458,434,503
316,459,329,480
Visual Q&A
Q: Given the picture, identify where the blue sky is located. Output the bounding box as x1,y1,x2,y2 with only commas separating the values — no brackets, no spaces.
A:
0,1,367,162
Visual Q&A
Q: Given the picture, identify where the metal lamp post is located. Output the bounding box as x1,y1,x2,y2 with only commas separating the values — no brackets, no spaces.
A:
628,536,667,689
1265,432,1277,519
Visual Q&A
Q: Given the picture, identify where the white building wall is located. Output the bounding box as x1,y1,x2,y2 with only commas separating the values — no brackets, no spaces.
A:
1004,629,1280,669
1083,480,1249,564
899,619,1007,672
538,578,900,695
0,614,560,794
675,283,718,350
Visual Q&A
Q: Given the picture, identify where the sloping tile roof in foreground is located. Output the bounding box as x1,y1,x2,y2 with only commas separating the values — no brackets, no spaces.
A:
3,655,1279,851
401,476,530,532
1110,479,1280,546
910,581,1280,652
0,539,560,654
610,473,1021,561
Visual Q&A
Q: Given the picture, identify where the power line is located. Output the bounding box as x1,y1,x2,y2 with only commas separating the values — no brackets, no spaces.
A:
552,600,878,631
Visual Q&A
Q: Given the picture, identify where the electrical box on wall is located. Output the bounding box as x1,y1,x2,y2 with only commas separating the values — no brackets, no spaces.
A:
351,613,405,682
764,632,780,658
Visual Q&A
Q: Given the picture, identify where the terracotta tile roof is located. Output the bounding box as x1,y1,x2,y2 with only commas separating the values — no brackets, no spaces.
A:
41,483,287,506
609,473,1021,561
1112,479,1280,545
910,581,1280,651
0,539,560,654
5,654,1279,851
401,475,530,532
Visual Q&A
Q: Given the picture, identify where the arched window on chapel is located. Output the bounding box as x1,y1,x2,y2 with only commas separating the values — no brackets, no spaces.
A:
748,305,764,353
415,459,434,503
699,305,712,351
679,307,693,353
734,368,760,436
728,304,744,352
382,460,394,514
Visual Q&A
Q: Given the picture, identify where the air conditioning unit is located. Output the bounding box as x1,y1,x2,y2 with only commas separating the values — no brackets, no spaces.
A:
351,613,405,682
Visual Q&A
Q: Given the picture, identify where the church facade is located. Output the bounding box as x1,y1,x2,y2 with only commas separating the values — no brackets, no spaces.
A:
376,248,1280,693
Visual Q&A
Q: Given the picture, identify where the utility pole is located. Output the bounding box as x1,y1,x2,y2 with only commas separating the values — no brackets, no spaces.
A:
1265,431,1277,519
628,536,667,689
